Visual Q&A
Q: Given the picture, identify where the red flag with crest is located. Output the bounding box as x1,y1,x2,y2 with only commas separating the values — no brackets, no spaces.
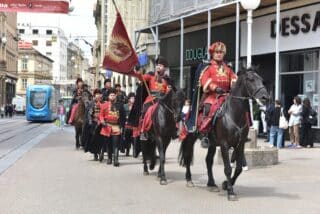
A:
102,10,139,76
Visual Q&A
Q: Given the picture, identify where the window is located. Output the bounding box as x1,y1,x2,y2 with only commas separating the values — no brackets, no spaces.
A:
22,59,28,70
32,40,38,46
46,30,53,35
19,29,25,34
32,29,39,35
46,52,52,56
22,79,27,89
30,91,46,109
46,40,52,46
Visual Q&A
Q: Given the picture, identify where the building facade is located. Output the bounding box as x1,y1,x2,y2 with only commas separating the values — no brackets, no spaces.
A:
94,0,149,94
17,41,53,97
0,12,19,107
17,21,69,95
136,0,320,141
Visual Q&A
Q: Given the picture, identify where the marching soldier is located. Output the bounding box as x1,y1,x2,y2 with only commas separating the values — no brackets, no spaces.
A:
99,88,126,167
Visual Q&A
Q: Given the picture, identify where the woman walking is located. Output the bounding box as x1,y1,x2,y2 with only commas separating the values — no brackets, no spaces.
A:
300,98,314,148
268,100,284,149
288,96,302,148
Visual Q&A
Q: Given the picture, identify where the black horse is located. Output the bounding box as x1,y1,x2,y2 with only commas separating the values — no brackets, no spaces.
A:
179,67,269,200
142,86,186,185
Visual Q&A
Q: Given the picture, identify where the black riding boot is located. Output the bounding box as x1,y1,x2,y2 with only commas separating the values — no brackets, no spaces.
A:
133,137,141,158
107,138,113,165
94,153,98,161
99,143,105,162
200,104,211,148
113,137,120,167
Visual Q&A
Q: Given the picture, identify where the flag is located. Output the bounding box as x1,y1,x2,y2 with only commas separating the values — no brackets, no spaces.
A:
102,12,139,76
0,0,69,14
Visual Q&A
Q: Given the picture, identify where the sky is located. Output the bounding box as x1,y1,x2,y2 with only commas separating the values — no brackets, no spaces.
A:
17,0,97,64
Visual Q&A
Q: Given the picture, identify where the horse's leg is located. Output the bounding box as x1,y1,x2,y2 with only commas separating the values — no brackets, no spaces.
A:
157,137,168,185
141,140,149,175
231,143,245,186
220,144,237,201
179,134,197,187
149,139,156,171
75,127,80,149
206,144,219,192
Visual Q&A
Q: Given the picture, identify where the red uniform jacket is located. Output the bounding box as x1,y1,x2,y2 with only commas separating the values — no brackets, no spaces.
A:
200,60,237,104
99,101,121,137
138,73,169,104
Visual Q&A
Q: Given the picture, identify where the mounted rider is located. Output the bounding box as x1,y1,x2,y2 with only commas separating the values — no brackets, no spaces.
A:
136,56,170,141
199,42,237,147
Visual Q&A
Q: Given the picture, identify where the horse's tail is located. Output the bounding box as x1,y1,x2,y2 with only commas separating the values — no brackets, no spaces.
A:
178,133,197,167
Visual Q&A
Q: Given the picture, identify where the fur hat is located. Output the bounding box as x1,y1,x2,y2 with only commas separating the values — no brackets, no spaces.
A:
128,92,135,98
155,56,168,67
108,88,117,95
93,89,102,96
104,79,111,85
209,41,226,55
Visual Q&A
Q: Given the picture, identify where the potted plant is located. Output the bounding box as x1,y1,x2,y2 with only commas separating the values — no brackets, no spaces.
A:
252,103,260,132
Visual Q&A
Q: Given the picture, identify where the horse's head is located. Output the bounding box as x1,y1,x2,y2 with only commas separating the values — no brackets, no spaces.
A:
80,90,92,108
171,88,186,122
236,66,270,105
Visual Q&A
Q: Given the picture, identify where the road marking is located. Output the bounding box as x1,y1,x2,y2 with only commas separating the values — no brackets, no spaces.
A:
0,126,55,175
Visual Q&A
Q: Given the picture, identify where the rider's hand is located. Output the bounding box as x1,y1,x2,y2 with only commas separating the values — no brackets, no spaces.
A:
215,87,225,94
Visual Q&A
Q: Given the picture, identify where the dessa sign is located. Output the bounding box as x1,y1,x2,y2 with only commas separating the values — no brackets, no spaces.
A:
270,10,320,38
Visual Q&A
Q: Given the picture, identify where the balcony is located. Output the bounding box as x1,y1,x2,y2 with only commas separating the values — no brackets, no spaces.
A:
0,60,6,71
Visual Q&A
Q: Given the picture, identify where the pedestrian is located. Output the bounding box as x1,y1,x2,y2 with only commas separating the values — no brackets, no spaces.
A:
57,100,66,129
288,96,302,148
268,100,284,149
0,104,4,118
8,104,13,118
300,98,314,148
115,83,128,105
181,99,191,121
123,92,135,156
101,79,112,102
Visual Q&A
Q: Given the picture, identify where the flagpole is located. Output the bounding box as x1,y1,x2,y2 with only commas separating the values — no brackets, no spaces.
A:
112,0,119,13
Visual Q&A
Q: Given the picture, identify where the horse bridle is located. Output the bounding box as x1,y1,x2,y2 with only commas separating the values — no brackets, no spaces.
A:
230,78,265,101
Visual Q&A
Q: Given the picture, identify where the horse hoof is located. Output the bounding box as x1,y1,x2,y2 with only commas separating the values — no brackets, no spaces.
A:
160,179,167,185
228,194,238,201
186,181,195,188
222,181,228,191
143,171,149,176
208,185,220,192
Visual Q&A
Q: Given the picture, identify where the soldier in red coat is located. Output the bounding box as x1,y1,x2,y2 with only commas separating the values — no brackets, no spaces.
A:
136,56,170,141
99,88,126,167
199,42,237,147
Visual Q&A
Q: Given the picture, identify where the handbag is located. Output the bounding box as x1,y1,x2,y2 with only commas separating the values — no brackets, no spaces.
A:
307,108,318,126
279,108,288,129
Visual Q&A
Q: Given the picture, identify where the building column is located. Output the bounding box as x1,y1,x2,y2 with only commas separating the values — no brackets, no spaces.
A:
275,0,281,100
207,10,211,60
180,18,184,89
235,2,240,74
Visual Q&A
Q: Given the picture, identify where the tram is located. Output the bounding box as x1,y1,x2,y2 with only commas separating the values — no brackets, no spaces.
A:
26,85,58,122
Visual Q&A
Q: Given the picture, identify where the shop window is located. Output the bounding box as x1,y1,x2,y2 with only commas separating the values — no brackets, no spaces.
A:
32,40,38,46
32,29,39,35
46,30,53,35
19,29,25,34
22,79,27,89
281,49,320,127
46,41,52,46
22,59,28,70
281,50,319,73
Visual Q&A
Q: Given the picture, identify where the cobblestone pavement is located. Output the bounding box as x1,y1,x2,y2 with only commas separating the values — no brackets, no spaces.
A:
0,123,319,214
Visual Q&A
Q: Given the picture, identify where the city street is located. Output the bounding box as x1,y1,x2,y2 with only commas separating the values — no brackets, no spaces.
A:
0,116,320,214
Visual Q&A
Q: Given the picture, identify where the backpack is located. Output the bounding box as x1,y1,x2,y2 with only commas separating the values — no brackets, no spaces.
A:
307,108,318,126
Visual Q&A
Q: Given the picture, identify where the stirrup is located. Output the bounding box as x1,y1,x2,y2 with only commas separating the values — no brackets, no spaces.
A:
201,136,209,148
140,133,148,141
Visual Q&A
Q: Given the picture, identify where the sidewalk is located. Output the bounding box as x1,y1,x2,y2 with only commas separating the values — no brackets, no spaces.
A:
0,125,319,214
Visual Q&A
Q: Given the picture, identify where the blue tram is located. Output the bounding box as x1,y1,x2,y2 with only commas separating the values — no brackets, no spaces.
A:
26,85,58,122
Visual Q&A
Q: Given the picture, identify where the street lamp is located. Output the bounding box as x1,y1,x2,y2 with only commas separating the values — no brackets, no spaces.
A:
240,0,260,68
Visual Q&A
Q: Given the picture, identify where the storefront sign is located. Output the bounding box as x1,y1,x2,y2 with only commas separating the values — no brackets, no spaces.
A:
0,0,69,14
241,4,320,56
185,47,208,62
270,11,320,38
